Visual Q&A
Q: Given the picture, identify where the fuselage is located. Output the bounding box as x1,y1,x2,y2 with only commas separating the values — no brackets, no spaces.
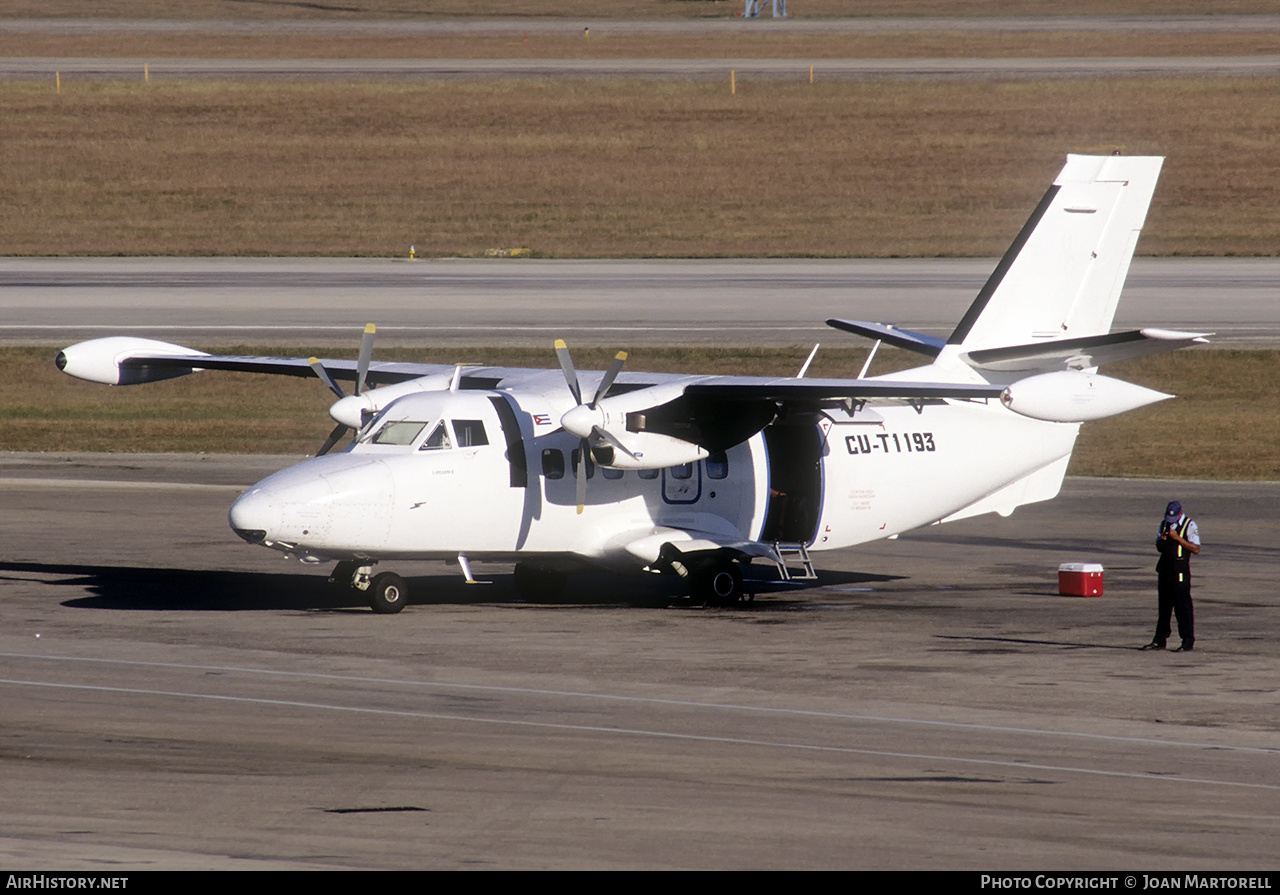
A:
227,371,1079,571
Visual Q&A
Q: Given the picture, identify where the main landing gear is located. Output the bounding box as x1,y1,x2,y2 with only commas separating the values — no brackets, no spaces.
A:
657,544,749,607
692,560,746,607
330,561,409,614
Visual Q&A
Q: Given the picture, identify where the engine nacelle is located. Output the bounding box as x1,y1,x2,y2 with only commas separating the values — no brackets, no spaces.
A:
1000,370,1171,422
328,373,455,430
588,433,710,470
55,337,210,385
561,382,718,470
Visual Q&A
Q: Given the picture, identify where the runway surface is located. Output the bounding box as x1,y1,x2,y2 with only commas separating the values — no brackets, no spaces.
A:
2,257,1274,348
5,15,1279,35
8,55,1280,80
1,453,1278,869
5,15,1279,80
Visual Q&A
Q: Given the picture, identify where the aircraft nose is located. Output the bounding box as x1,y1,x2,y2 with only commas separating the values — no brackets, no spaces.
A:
228,487,280,544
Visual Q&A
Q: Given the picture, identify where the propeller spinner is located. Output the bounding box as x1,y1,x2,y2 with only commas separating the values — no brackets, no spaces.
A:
310,323,377,456
554,340,632,513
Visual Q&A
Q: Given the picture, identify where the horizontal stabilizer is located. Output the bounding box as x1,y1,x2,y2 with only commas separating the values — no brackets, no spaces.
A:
825,319,945,358
965,328,1211,373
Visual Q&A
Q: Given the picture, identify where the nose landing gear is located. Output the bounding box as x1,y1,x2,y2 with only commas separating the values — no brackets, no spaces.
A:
369,572,408,614
330,561,409,614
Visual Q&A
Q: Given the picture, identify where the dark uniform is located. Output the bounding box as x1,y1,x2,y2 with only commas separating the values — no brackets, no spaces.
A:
1144,500,1200,652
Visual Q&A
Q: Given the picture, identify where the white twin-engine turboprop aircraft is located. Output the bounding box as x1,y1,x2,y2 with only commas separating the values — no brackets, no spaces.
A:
57,155,1207,613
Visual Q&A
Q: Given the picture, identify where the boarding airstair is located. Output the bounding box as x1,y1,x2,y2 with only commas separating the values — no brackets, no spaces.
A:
772,541,817,581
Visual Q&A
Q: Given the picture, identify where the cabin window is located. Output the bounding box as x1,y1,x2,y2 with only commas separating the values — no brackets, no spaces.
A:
670,462,694,480
601,466,624,480
542,448,564,479
419,422,452,451
452,419,489,448
638,468,659,480
705,452,729,480
373,420,427,446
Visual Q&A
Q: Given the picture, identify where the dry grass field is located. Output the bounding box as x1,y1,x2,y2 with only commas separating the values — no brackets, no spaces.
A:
4,1,1278,20
3,3,1274,481
4,30,1279,61
2,78,1277,258
7,345,1275,480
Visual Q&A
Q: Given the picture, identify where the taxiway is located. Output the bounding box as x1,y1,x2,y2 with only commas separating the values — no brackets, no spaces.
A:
2,453,1277,869
2,257,1275,347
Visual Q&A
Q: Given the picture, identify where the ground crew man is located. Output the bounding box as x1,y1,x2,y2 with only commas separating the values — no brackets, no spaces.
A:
1142,500,1200,652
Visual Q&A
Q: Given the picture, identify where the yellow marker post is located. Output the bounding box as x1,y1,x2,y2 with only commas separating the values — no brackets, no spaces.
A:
56,71,60,94
145,63,149,83
809,64,813,84
731,69,735,95
583,26,589,39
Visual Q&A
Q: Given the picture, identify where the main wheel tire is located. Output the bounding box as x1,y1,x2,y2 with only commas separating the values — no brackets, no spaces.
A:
369,571,408,614
695,562,744,607
513,563,567,601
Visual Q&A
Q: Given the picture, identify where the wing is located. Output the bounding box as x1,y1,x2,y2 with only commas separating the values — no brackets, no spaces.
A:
55,336,455,387
587,375,1004,463
684,376,1002,402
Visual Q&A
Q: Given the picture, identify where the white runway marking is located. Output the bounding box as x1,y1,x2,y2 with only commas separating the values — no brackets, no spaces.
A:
3,674,1274,792
3,651,1275,756
0,478,243,492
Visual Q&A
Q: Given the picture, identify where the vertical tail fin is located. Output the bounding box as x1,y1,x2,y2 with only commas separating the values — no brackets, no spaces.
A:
948,155,1163,352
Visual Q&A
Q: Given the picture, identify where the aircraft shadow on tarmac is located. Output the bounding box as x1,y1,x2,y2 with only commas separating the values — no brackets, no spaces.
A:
0,561,901,613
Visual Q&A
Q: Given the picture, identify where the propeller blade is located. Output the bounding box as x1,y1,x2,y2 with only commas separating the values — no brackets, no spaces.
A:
590,350,627,407
317,422,350,457
355,323,376,395
576,438,588,514
308,357,347,400
591,424,636,460
554,339,582,405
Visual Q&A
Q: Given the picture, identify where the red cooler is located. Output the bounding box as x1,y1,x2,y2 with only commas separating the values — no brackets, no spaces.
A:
1058,562,1104,597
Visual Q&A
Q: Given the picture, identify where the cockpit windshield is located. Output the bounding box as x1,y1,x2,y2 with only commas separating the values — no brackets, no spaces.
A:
369,420,428,446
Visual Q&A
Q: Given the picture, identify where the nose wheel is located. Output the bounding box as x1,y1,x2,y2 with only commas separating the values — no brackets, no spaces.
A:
369,572,408,614
331,562,409,614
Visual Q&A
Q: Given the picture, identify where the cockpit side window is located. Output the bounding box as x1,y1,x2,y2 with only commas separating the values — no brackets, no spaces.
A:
371,421,427,446
419,421,452,451
452,419,489,448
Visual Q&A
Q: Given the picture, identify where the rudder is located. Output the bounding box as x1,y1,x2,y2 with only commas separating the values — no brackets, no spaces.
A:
948,155,1163,352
